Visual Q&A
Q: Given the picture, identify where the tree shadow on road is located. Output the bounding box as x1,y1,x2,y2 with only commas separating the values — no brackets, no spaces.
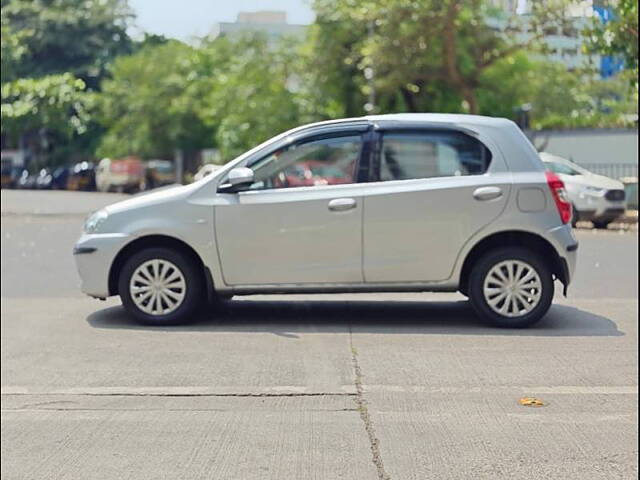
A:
86,299,624,337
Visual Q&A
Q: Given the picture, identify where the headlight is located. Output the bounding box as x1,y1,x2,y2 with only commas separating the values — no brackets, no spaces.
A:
84,209,109,234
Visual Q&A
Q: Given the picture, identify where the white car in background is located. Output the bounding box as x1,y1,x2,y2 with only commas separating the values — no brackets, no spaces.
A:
96,157,145,193
193,163,222,182
540,152,627,229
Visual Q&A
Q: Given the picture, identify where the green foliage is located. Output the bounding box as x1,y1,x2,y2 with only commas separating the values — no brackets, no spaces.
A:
304,0,572,114
296,5,368,118
96,40,210,159
585,0,638,73
477,53,638,129
1,18,29,82
0,0,133,86
477,52,538,118
529,67,638,129
197,35,303,160
96,34,307,162
2,0,637,170
1,73,92,141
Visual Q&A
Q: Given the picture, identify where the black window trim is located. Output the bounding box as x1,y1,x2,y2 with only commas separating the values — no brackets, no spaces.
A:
369,127,492,183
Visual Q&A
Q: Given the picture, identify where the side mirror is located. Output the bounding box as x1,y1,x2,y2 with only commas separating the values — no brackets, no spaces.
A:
218,167,254,192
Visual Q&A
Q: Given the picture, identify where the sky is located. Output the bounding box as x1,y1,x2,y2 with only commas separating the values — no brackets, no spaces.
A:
128,0,316,41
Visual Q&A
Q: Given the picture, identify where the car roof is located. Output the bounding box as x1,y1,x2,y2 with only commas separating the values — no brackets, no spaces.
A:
289,113,512,131
366,112,512,127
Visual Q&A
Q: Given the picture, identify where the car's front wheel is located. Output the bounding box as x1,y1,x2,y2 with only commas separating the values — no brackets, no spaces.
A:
118,247,204,325
468,247,554,328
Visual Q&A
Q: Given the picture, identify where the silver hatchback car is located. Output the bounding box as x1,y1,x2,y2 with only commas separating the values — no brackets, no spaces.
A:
74,114,578,327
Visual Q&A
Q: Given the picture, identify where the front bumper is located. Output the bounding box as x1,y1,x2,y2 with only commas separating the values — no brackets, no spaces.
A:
73,233,130,298
576,207,626,222
573,192,626,221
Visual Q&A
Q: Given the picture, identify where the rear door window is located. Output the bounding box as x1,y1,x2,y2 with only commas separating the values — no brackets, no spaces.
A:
377,131,492,181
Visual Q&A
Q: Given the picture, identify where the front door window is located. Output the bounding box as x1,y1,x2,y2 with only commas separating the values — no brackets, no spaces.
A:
247,135,362,190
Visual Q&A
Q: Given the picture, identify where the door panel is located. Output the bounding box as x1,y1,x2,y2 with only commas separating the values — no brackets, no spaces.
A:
215,186,364,285
363,129,508,283
214,131,369,286
363,176,510,282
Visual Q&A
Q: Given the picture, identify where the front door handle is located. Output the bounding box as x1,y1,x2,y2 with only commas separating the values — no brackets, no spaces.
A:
328,198,357,212
473,186,503,201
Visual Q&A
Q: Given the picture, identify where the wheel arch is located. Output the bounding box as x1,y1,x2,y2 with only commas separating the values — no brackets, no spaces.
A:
458,230,568,296
108,234,213,298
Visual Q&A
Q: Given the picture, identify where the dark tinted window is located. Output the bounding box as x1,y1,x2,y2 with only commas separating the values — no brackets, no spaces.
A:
378,131,492,181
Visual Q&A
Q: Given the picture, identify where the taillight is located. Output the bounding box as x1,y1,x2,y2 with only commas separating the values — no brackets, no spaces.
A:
545,171,572,224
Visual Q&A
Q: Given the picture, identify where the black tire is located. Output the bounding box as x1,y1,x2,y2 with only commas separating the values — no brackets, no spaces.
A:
118,247,204,325
592,220,611,230
468,247,554,328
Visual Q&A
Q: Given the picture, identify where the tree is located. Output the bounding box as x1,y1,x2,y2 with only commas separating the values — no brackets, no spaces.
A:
297,4,368,118
196,35,303,160
0,0,134,87
1,73,92,165
96,40,210,161
585,0,638,74
528,65,638,129
97,33,307,164
308,0,571,114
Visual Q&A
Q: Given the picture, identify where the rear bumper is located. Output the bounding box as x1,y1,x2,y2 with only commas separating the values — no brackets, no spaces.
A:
546,224,578,286
73,233,130,298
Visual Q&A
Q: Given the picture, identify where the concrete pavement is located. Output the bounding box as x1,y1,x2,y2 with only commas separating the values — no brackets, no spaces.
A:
1,190,638,479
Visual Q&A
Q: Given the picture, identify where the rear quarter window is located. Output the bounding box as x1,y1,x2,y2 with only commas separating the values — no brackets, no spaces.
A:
377,130,492,181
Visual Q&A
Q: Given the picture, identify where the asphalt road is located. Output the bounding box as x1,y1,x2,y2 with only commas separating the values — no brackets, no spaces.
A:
1,189,638,479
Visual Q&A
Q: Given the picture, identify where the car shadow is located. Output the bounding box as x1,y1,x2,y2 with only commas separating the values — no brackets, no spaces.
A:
86,298,624,337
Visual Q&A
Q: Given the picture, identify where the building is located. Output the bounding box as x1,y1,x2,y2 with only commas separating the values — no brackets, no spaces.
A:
490,1,625,76
533,14,598,72
210,11,307,41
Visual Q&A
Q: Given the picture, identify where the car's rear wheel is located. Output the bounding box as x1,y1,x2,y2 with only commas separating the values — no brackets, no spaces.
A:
119,247,204,325
468,247,553,328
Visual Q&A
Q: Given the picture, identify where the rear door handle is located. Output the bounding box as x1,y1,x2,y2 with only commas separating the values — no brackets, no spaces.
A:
328,198,357,212
473,186,503,201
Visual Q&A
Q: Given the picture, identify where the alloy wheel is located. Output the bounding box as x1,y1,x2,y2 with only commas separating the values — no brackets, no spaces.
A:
482,260,542,318
129,259,186,315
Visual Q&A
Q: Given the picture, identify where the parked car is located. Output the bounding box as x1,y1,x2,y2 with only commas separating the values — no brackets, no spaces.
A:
67,161,96,191
35,168,53,189
193,163,222,182
1,166,23,189
51,166,70,190
96,157,144,193
16,169,37,189
1,159,16,188
540,152,627,229
74,114,577,328
143,159,175,190
1,151,24,188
